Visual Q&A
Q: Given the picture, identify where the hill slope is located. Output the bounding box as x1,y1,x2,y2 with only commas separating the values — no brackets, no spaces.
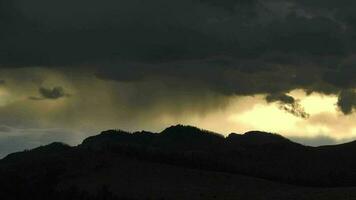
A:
2,125,356,199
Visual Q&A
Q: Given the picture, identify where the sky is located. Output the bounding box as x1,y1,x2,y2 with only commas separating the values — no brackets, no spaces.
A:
0,0,355,157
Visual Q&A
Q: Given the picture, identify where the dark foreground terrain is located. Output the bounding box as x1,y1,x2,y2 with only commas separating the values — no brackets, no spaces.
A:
2,125,356,200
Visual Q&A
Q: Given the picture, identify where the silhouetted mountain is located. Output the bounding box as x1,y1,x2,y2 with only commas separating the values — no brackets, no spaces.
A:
241,131,295,144
3,142,71,161
2,125,356,199
226,131,301,148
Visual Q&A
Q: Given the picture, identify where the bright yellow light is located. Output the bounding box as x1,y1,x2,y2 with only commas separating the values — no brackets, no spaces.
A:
149,90,356,143
229,103,301,134
225,90,354,140
297,92,338,114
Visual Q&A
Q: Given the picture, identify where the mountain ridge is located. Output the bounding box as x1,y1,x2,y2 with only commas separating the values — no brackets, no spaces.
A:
2,124,356,199
3,124,351,161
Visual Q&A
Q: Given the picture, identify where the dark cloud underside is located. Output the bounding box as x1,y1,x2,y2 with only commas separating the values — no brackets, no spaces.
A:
337,90,356,114
0,0,355,113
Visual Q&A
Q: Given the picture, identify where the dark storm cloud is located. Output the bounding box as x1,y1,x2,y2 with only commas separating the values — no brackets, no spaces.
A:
266,93,310,118
30,86,69,100
0,0,355,114
337,90,356,114
0,0,349,65
266,93,295,104
322,61,356,89
280,103,310,119
0,0,228,65
96,59,324,99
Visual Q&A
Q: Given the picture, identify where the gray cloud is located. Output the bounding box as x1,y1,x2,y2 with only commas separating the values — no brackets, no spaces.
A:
337,90,356,114
0,0,354,115
280,103,310,119
0,0,350,65
266,93,309,118
30,86,70,100
266,93,295,104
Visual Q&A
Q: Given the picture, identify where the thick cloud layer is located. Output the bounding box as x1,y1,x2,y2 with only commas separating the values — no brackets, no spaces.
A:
337,90,356,114
0,0,348,63
0,0,355,114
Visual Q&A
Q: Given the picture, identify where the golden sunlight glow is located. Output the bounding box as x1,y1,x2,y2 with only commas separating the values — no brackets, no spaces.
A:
154,90,355,144
225,91,346,139
289,90,338,114
0,67,355,146
229,103,300,133
0,88,12,106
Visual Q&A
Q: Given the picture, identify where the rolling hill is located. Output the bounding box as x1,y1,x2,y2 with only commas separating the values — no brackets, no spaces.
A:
2,125,356,199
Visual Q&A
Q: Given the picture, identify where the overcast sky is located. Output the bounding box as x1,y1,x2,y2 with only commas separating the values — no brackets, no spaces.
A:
0,0,355,157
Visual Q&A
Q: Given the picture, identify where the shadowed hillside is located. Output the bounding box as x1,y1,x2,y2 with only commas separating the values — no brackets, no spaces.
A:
2,125,356,199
